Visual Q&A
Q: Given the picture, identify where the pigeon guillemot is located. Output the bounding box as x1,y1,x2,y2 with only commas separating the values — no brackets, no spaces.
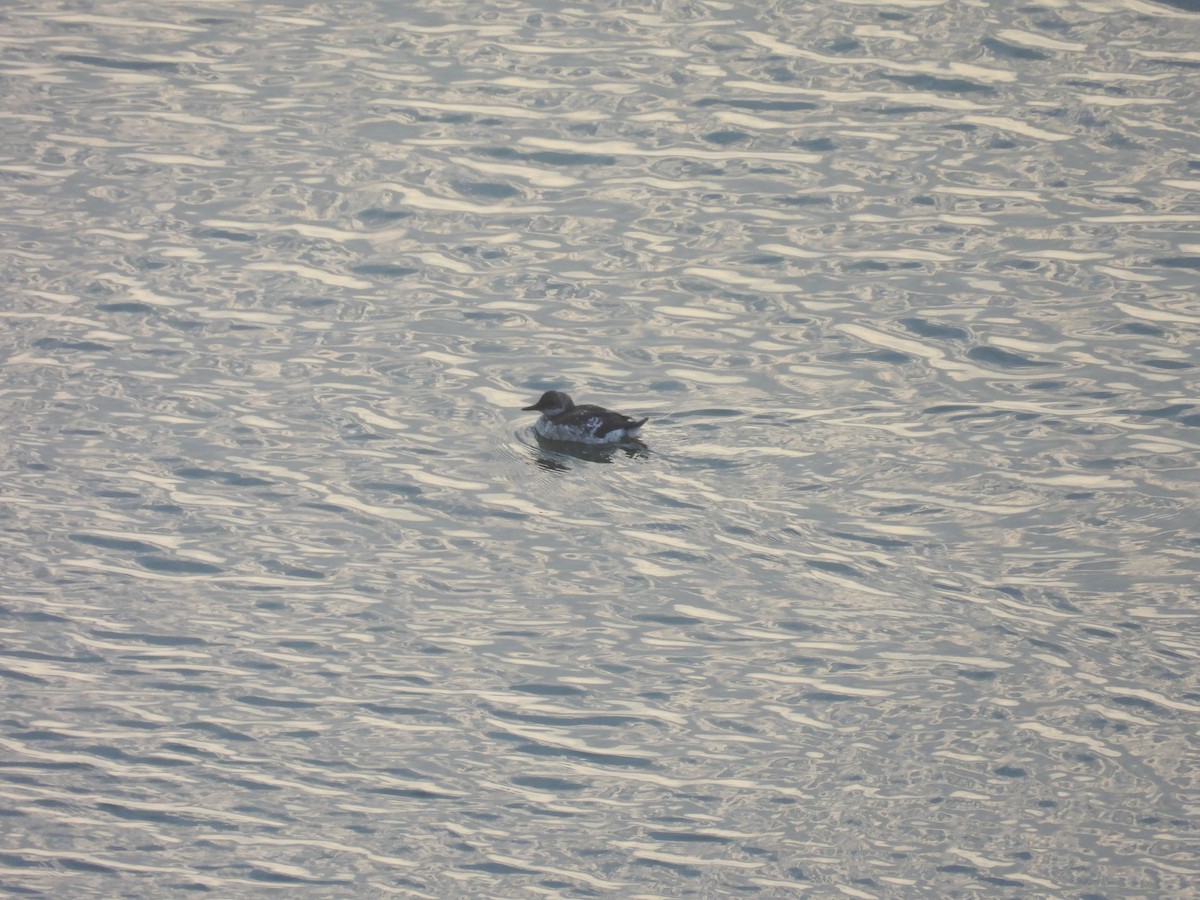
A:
522,391,647,444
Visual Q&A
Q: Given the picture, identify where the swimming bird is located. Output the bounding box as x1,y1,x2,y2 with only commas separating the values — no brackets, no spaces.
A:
522,390,647,444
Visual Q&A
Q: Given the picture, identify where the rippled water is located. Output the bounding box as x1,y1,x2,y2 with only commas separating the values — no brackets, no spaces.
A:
3,0,1199,895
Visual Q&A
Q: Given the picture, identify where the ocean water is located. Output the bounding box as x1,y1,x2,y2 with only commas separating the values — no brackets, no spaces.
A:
2,0,1198,895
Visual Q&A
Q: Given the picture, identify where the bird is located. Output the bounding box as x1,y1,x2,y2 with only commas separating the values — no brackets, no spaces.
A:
522,390,647,444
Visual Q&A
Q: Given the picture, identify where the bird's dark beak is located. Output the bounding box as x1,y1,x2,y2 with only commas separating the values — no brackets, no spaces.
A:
522,403,539,411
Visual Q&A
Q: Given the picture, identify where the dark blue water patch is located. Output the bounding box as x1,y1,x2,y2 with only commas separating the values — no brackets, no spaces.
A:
0,757,96,774
94,489,141,504
59,858,118,874
90,630,207,647
96,803,202,827
147,681,216,694
1067,80,1131,100
135,556,223,575
1115,403,1194,422
173,466,274,487
512,775,585,792
451,180,520,199
32,338,111,353
981,37,1049,61
0,668,47,685
1113,321,1165,337
938,864,978,875
477,146,618,167
59,54,180,72
645,378,690,393
820,34,862,52
1026,380,1073,393
634,856,701,876
0,852,47,871
887,73,995,94
792,137,835,153
511,682,587,697
966,346,1053,368
245,866,348,885
12,730,72,742
235,694,317,709
1148,55,1200,70
417,498,527,522
195,225,255,242
111,718,165,733
283,295,338,310
378,765,431,780
958,669,997,681
843,259,922,273
182,721,255,742
777,620,822,634
69,533,161,554
738,253,785,266
981,875,1027,888
650,492,705,512
463,861,536,876
648,830,732,844
923,403,980,416
695,97,817,112
399,106,471,123
1140,358,1192,370
994,765,1027,778
5,647,105,664
877,105,944,117
0,603,67,624
634,613,702,626
96,301,156,314
243,659,285,673
463,310,516,324
459,245,506,261
1154,0,1200,13
350,263,417,278
1028,638,1071,658
941,408,1017,426
503,737,655,768
262,562,326,580
776,193,832,206
164,316,206,331
1112,695,1170,715
672,407,743,419
368,786,455,800
355,207,413,225
342,430,388,444
830,348,913,365
488,706,648,728
702,130,748,145
277,640,319,651
900,317,969,341
358,703,443,717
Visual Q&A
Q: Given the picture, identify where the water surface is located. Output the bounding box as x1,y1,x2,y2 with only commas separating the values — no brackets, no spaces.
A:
2,0,1199,895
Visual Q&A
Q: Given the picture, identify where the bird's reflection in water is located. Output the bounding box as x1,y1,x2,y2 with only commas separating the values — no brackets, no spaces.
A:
530,434,650,471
